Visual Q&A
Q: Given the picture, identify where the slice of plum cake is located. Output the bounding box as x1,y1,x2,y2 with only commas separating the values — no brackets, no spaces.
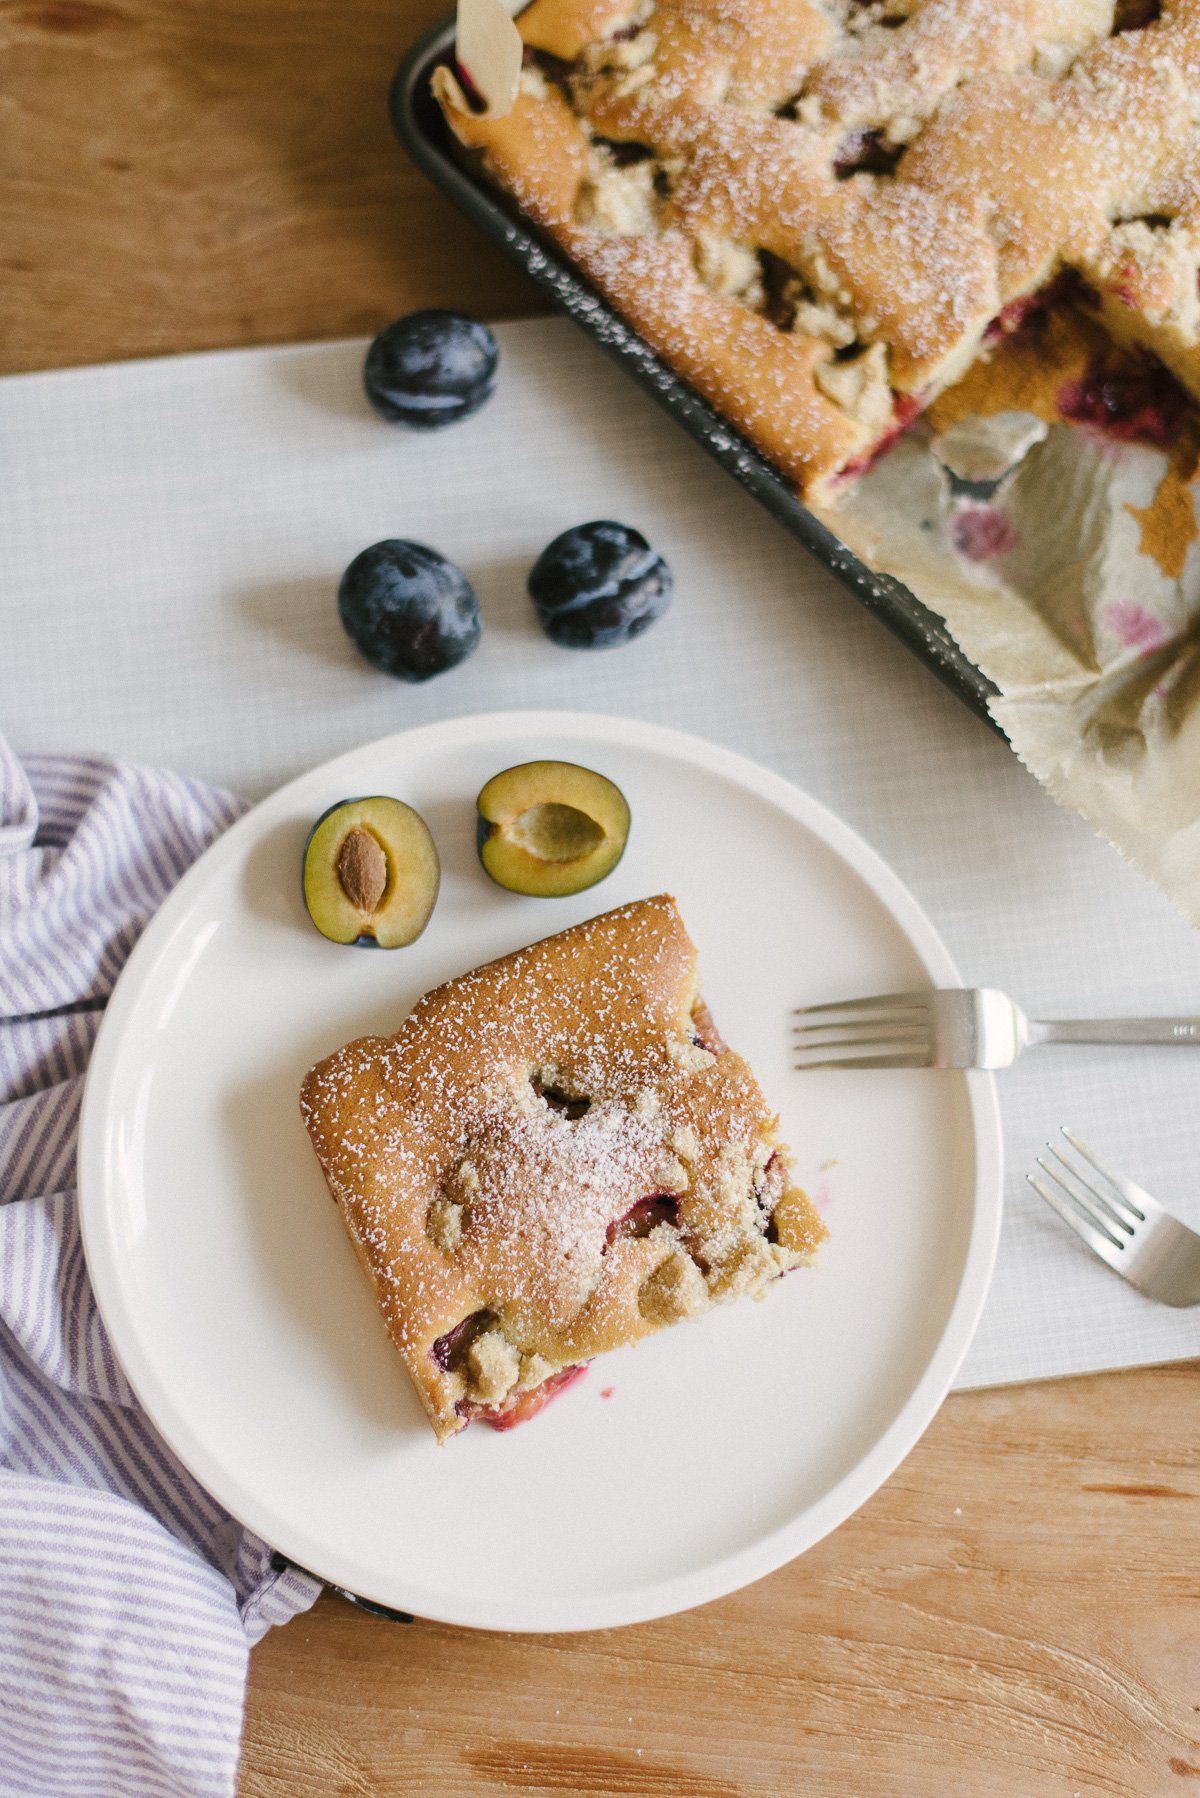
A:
300,893,824,1442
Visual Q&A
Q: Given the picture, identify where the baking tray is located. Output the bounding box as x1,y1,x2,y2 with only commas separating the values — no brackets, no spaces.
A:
390,20,1001,726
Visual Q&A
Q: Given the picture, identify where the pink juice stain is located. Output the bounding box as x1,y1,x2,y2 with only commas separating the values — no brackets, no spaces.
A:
951,504,1018,562
1104,600,1169,654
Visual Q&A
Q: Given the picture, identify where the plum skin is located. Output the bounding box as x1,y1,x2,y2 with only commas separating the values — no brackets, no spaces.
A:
528,521,672,649
363,311,498,429
338,540,481,681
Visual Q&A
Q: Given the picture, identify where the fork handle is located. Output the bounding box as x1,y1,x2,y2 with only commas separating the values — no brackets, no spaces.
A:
1031,1017,1200,1046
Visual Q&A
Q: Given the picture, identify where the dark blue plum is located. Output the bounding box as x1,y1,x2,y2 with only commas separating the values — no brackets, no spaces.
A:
527,521,672,649
363,311,498,429
338,540,481,681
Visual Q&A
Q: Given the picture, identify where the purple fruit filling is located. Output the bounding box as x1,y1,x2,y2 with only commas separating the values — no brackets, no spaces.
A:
431,1308,494,1373
606,1193,680,1245
1058,352,1188,446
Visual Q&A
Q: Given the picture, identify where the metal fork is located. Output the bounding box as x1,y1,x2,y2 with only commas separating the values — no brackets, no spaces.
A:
1028,1128,1200,1305
792,986,1200,1070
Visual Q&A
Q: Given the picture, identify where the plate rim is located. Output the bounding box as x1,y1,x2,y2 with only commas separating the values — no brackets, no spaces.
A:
78,707,1003,1632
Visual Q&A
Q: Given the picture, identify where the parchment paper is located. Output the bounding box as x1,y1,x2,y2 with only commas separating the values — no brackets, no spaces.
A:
826,333,1200,924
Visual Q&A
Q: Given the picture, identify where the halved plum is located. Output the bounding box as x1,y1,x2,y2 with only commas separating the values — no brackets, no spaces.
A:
303,796,439,947
475,761,630,897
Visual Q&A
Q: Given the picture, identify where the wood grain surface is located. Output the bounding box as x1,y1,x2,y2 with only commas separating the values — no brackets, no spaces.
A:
240,1365,1200,1798
1,0,538,375
7,2,1200,1793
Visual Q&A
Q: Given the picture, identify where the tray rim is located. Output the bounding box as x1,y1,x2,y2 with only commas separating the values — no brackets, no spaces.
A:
389,19,1002,728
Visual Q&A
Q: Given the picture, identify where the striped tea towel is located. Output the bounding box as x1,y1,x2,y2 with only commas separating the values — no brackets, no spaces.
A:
0,736,321,1798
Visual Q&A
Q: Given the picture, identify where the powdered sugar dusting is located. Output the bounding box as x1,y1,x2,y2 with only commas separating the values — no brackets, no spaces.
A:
451,1097,664,1319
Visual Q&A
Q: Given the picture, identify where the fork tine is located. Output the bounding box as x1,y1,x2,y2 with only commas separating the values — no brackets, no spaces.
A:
1044,1143,1140,1231
792,992,931,1018
1059,1127,1149,1221
793,1033,930,1058
1027,1175,1125,1267
1035,1155,1129,1246
793,1049,933,1070
792,1018,930,1041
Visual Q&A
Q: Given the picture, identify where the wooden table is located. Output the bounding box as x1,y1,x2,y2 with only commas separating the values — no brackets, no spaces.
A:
7,2,1199,1790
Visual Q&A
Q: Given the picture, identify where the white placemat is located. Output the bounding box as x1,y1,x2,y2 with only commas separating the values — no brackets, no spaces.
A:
5,318,1200,1390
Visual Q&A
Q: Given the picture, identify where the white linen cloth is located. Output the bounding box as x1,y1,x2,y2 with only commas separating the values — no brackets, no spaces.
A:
0,737,320,1798
5,320,1200,1390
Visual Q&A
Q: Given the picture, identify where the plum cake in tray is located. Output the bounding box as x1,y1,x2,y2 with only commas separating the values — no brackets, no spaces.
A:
432,0,1200,502
301,894,823,1441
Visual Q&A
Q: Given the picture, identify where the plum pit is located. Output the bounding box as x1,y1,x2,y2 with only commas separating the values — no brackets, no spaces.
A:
507,802,606,863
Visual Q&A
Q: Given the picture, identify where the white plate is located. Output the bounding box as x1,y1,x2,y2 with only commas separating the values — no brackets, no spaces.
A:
79,710,1002,1632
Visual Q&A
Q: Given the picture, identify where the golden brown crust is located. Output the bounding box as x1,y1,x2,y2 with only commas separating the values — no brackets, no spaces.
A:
301,896,823,1441
434,0,1200,500
438,86,877,496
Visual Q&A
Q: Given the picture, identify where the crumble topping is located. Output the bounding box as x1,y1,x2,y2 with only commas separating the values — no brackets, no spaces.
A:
638,1245,708,1322
576,156,660,233
707,1233,782,1300
580,24,657,75
693,230,763,300
518,64,552,99
670,1121,700,1160
667,1035,717,1071
518,1351,555,1389
1087,219,1200,334
814,341,894,433
465,1328,522,1402
792,294,859,349
426,1192,464,1253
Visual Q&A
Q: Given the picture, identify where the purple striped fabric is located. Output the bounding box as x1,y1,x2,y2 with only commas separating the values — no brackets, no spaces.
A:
0,737,321,1798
